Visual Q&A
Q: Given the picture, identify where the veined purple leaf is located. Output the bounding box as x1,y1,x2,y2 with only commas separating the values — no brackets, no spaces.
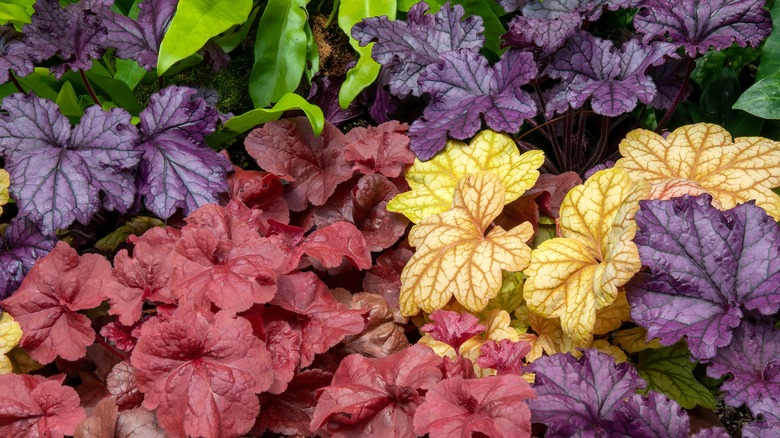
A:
742,397,780,438
0,25,33,83
626,195,780,360
706,321,780,411
634,0,771,56
352,2,484,98
102,0,178,70
0,93,141,232
648,56,692,110
136,86,232,219
609,392,691,438
23,0,112,78
497,0,530,13
546,32,677,116
409,49,537,160
0,217,56,300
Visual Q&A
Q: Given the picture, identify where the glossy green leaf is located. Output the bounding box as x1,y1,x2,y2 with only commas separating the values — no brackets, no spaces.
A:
450,0,504,54
114,59,148,90
15,68,59,100
94,216,165,252
397,0,443,12
0,0,33,28
734,72,780,119
249,0,308,108
757,0,780,81
157,0,252,75
304,20,320,82
213,5,260,53
206,92,324,146
55,81,83,118
636,343,717,410
337,0,396,109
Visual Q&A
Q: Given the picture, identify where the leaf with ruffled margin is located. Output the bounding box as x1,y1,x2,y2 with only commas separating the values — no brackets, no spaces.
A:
0,94,141,232
743,397,780,438
625,195,780,360
400,172,534,315
388,130,544,223
636,342,717,409
256,369,333,437
546,32,676,116
352,2,484,99
0,312,21,375
706,320,780,411
634,0,771,56
421,310,486,351
0,374,86,438
523,167,649,344
410,49,538,160
0,25,33,82
102,0,177,70
0,242,109,364
23,0,111,78
344,120,415,178
136,86,232,219
0,217,55,300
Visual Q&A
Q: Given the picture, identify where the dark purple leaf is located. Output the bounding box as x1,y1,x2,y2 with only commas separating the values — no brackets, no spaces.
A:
648,56,692,110
523,0,638,21
306,73,367,126
0,217,56,300
23,0,111,78
409,49,537,160
0,93,141,231
706,320,780,411
353,2,484,98
610,391,691,438
626,195,780,360
634,0,771,56
546,32,677,116
0,25,33,82
502,13,582,54
136,86,232,219
497,0,530,13
102,0,178,70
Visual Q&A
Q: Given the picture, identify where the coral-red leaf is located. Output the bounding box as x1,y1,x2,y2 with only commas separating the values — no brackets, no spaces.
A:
421,310,487,351
296,221,372,270
363,248,413,309
255,369,333,437
344,121,415,178
0,241,110,363
476,339,531,375
0,374,86,438
130,305,273,438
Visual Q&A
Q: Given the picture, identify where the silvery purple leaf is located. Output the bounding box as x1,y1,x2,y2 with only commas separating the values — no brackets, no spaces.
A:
742,397,780,438
352,2,484,98
136,86,232,219
496,0,529,12
634,0,771,56
610,392,691,438
0,25,33,83
409,49,537,159
502,13,582,54
0,217,56,300
102,0,178,70
0,94,141,232
626,195,780,360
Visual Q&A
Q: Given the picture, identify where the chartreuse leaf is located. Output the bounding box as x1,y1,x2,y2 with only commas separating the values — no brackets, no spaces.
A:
249,0,308,108
399,172,534,316
55,81,83,119
615,123,780,220
636,343,717,410
612,327,663,353
157,0,252,75
0,0,34,28
94,216,165,252
523,167,650,344
0,311,22,374
0,168,8,216
206,92,324,147
388,130,544,223
337,0,396,108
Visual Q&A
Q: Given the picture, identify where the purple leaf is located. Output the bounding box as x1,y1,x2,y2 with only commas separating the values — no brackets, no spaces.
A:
546,32,677,116
648,56,693,110
409,49,537,160
502,13,583,54
742,397,780,438
352,2,484,98
0,25,33,82
496,0,530,13
102,0,178,70
306,73,367,126
610,392,691,438
136,86,232,219
706,320,780,411
626,195,780,360
634,0,771,56
23,0,111,78
0,217,56,300
523,0,638,21
0,94,141,232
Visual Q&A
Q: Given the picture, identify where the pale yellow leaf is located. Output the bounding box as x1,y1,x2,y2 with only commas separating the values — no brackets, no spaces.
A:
613,327,664,353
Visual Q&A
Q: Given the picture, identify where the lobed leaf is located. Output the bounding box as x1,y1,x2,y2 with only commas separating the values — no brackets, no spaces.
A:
636,343,717,409
0,311,21,374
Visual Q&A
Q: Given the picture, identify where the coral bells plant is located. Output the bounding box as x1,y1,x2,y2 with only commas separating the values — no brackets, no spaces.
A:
1,0,780,436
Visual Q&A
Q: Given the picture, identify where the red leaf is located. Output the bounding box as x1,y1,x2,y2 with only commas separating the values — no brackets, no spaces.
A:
296,221,372,270
0,374,86,438
363,248,413,309
245,117,353,211
107,361,143,410
421,310,487,351
226,166,284,211
130,305,273,438
441,356,477,379
413,375,536,438
100,321,139,352
311,344,443,437
271,272,366,368
476,339,531,375
344,120,415,178
74,396,167,438
259,318,302,394
342,292,410,358
255,369,333,437
0,242,110,363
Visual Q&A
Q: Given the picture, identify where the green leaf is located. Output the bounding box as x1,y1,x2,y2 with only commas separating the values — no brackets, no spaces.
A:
15,68,59,100
114,58,149,90
206,92,324,146
337,0,396,109
636,343,717,410
304,20,320,82
55,81,83,118
213,4,261,53
249,0,309,108
397,0,443,12
94,216,165,252
0,0,33,28
734,72,780,119
757,0,780,81
157,0,253,75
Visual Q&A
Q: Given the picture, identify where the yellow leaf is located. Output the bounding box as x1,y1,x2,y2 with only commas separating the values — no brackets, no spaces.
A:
400,172,534,316
387,130,544,223
523,167,649,343
613,327,664,353
460,310,520,377
0,312,22,374
418,334,457,359
593,291,630,335
0,169,9,216
616,123,780,220
525,310,587,362
590,339,628,364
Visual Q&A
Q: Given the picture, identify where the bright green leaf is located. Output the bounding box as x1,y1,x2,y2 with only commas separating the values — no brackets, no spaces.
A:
636,343,717,410
304,21,320,82
397,0,444,12
733,72,780,119
213,5,261,53
56,81,83,118
337,0,396,109
15,68,59,100
249,0,309,108
94,216,165,252
0,1,32,28
157,0,252,75
206,92,324,146
757,0,780,81
114,59,148,90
